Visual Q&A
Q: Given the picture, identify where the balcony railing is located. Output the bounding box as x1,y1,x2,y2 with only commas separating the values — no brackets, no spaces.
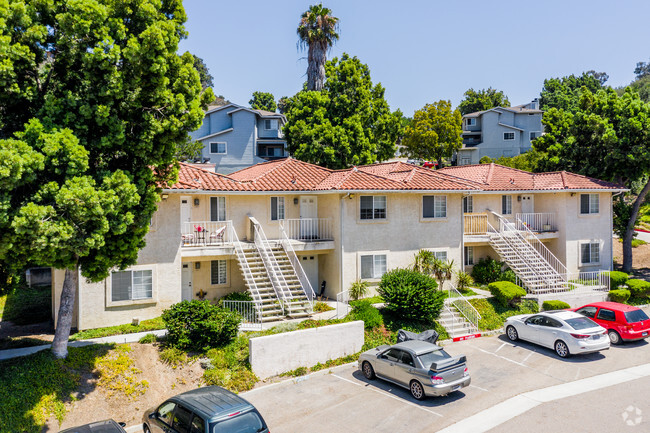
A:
280,218,333,242
464,213,488,235
181,221,233,247
515,213,557,232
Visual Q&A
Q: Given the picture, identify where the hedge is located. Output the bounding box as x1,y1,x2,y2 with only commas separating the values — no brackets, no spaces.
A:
378,268,444,321
603,271,629,290
626,279,650,297
609,289,631,303
488,281,527,307
542,300,570,311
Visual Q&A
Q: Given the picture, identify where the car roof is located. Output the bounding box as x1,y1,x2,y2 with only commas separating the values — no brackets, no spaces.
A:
59,420,125,433
170,386,254,422
393,340,442,355
542,310,584,320
581,302,639,312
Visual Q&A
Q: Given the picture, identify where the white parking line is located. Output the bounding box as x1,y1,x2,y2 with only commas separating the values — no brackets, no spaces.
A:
476,347,527,367
331,374,443,417
437,362,650,433
522,351,535,363
469,384,489,392
494,342,507,353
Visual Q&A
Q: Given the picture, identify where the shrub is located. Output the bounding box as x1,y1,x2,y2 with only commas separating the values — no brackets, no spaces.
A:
349,300,383,329
378,268,444,321
455,270,474,292
159,347,188,367
501,269,517,284
162,300,242,352
609,289,631,303
542,300,570,311
471,257,509,284
602,271,629,290
626,279,650,297
219,291,253,303
349,280,370,301
138,333,158,344
313,301,334,312
488,281,527,307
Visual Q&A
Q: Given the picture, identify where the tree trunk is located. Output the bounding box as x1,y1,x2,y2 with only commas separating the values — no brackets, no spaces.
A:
622,179,650,273
51,265,78,359
307,42,327,91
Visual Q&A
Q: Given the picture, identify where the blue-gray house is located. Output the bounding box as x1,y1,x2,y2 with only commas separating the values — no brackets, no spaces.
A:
189,103,288,174
456,99,543,165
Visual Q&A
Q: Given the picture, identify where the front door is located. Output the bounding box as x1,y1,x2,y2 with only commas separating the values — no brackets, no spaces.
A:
521,195,534,214
181,263,193,301
299,196,318,239
180,196,191,233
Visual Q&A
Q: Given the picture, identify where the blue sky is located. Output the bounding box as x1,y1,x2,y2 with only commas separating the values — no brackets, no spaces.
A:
179,0,650,116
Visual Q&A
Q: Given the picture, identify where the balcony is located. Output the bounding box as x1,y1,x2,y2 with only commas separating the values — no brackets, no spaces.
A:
280,218,333,242
515,213,557,232
181,221,233,247
464,213,489,236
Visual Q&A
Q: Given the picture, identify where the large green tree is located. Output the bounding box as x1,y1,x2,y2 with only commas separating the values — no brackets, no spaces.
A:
192,54,214,90
534,88,650,272
283,54,402,169
539,71,607,112
0,0,209,358
249,91,277,112
401,101,462,168
297,3,339,91
458,88,510,115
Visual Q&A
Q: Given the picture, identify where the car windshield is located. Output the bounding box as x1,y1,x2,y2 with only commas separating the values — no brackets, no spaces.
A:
212,410,265,433
624,309,649,323
565,317,599,330
416,348,450,368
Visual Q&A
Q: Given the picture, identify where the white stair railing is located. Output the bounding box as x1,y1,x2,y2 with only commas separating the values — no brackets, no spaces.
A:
280,226,316,306
447,285,480,334
230,227,267,320
250,217,293,303
515,215,568,276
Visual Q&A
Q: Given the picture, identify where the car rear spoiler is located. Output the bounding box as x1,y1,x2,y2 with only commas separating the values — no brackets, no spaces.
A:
431,355,466,372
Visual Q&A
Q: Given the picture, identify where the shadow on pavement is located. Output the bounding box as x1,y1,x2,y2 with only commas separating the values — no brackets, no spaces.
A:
495,334,607,363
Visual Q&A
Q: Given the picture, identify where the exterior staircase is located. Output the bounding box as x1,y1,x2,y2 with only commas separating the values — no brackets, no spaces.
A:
439,306,477,339
269,246,312,318
236,244,284,322
487,215,568,294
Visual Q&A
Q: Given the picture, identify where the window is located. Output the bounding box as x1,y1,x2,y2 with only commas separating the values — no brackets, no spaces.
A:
360,196,387,220
576,306,597,319
433,251,447,261
211,260,227,285
172,405,193,433
210,197,226,221
464,246,474,266
360,254,387,279
529,131,538,140
503,132,515,140
190,415,205,433
271,197,285,221
463,196,473,213
213,411,265,433
209,142,226,154
466,118,476,126
423,196,446,218
382,348,402,362
580,242,600,265
264,119,277,130
112,270,152,301
460,157,471,166
502,195,512,215
596,309,616,321
399,352,414,367
580,194,599,214
157,401,176,426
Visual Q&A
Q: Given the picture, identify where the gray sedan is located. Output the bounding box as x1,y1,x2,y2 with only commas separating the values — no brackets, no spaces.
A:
358,340,470,400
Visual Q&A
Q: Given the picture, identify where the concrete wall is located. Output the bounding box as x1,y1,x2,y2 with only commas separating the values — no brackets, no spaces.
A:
249,321,365,379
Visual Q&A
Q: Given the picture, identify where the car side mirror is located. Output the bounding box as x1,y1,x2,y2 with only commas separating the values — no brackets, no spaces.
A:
149,413,158,420
119,422,126,427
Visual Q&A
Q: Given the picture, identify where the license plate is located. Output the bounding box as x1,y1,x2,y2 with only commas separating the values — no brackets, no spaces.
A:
643,332,648,337
452,385,460,391
592,335,600,340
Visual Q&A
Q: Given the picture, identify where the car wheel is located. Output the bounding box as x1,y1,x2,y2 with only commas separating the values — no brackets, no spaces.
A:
362,361,376,380
555,340,570,358
410,380,426,400
608,330,622,345
506,325,518,341
143,425,151,433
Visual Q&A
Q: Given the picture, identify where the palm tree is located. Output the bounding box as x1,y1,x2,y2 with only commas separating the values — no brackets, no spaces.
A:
297,4,339,91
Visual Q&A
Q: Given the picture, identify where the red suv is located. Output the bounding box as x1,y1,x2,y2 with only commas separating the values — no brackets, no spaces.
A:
573,302,650,345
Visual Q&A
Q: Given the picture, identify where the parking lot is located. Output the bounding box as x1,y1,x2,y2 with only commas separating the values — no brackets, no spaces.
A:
243,332,650,432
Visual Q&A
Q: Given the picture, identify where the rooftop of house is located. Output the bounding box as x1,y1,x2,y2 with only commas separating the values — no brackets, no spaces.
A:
165,158,624,193
464,101,543,118
204,103,285,119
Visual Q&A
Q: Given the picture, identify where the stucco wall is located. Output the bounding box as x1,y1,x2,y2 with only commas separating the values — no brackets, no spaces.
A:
249,321,365,379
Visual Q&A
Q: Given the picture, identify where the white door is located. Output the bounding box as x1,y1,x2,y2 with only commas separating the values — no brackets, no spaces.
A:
180,196,191,233
521,195,534,214
181,263,193,301
300,255,319,293
299,196,318,239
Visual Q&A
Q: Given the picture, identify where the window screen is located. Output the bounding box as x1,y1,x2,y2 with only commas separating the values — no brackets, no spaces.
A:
210,197,226,221
211,260,227,285
271,197,285,220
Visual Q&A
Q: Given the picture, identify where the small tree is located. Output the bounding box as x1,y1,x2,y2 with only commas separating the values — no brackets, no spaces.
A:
378,268,444,321
249,91,277,112
455,270,474,292
458,87,510,115
412,249,435,275
432,259,454,290
349,280,369,301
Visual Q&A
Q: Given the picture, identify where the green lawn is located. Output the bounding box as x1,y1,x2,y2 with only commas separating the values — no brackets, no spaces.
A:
69,317,165,341
0,285,51,325
469,298,539,331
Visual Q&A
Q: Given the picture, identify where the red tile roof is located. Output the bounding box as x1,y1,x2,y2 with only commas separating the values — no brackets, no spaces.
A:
166,159,623,193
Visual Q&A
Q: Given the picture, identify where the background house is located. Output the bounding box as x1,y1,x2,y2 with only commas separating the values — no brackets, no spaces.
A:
189,103,288,174
456,99,543,165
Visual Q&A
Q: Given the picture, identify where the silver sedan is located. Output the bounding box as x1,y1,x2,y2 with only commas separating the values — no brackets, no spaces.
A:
358,340,470,400
505,310,610,358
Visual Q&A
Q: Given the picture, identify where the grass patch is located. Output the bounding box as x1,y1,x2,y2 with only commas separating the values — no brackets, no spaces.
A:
138,333,158,344
469,298,539,331
69,317,165,341
617,238,648,248
202,335,258,392
0,285,51,325
313,301,334,312
95,344,149,400
350,295,384,306
0,344,113,432
159,347,188,367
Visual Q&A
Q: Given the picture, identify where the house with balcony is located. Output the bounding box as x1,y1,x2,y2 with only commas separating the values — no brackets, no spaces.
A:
51,160,624,331
189,103,288,174
456,99,543,165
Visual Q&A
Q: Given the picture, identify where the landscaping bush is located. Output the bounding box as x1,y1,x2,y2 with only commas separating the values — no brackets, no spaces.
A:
470,298,538,331
602,271,629,290
349,300,383,329
313,301,334,312
488,281,527,307
377,268,444,321
349,280,369,301
542,300,570,311
162,300,241,352
219,291,253,303
626,279,650,297
609,289,631,303
471,257,514,284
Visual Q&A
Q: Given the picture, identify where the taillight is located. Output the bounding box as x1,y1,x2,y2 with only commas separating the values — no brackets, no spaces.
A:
228,411,241,417
430,375,444,385
570,333,590,339
463,367,469,377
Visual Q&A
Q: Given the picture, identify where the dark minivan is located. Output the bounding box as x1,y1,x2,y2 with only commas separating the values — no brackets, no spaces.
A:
143,386,269,433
